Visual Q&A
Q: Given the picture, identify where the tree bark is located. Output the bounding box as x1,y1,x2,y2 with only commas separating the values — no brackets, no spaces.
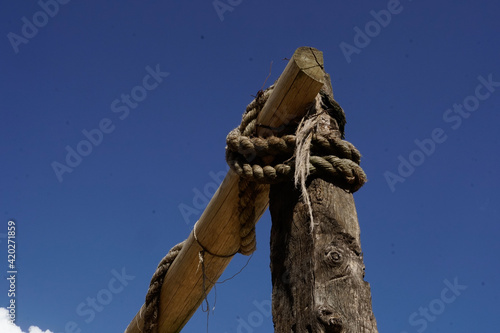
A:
269,108,378,333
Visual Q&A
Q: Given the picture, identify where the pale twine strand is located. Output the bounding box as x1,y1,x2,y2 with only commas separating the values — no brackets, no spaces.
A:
294,95,322,231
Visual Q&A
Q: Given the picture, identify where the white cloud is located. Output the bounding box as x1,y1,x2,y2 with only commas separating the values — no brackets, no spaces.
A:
28,327,53,333
0,308,53,333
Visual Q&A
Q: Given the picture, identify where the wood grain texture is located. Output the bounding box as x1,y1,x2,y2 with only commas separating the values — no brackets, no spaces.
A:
257,47,324,137
269,91,378,333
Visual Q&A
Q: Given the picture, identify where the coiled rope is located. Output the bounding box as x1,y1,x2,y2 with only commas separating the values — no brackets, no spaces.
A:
142,241,185,333
141,85,366,332
225,86,366,191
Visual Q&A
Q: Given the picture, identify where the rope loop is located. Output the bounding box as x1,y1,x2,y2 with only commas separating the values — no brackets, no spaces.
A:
225,87,367,192
224,85,367,257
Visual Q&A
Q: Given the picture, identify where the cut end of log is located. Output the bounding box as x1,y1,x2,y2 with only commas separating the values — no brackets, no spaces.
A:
293,46,325,82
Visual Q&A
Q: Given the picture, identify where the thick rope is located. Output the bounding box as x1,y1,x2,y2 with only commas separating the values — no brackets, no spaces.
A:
225,85,367,252
142,240,185,333
231,86,275,256
225,95,366,192
237,178,259,255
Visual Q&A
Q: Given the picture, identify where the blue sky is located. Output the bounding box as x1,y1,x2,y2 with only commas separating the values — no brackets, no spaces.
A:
1,0,499,332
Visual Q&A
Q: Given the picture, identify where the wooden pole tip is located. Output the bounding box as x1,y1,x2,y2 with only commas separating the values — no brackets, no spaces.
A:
293,47,325,83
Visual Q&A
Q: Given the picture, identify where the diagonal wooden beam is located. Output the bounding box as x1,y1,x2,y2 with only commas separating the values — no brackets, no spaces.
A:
125,46,325,333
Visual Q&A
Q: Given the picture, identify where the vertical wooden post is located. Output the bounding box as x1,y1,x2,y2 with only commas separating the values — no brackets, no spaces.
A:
269,83,378,332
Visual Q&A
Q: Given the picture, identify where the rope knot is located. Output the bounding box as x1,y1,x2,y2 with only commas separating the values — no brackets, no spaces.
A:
225,88,367,191
225,85,367,256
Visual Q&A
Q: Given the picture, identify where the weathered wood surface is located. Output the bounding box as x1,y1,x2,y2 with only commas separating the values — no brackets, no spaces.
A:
125,47,326,333
257,47,324,137
269,95,378,332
